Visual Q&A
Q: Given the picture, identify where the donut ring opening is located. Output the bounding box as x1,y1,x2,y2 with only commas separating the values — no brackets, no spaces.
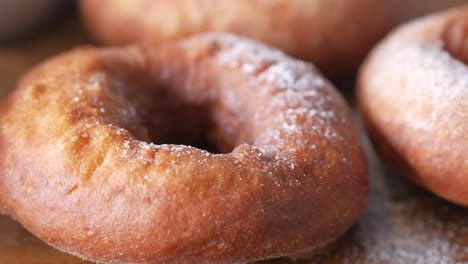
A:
443,14,468,64
97,69,240,154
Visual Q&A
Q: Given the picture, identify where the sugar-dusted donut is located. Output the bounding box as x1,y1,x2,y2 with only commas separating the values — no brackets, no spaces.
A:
358,6,468,206
78,0,406,78
0,34,367,263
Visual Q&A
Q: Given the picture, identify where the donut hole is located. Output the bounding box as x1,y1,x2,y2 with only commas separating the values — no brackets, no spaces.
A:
443,15,468,64
106,73,245,154
129,89,235,154
140,98,219,153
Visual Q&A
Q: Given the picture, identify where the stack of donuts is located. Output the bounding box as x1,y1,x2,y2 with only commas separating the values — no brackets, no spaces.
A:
0,1,466,263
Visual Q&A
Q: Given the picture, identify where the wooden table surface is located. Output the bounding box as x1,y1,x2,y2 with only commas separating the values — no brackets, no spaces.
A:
0,15,467,264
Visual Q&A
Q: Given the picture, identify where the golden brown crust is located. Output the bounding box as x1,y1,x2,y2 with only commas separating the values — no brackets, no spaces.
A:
78,0,407,78
0,34,367,263
358,6,468,206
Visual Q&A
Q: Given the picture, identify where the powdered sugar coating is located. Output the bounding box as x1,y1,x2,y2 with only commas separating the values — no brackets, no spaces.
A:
354,153,468,264
193,34,348,160
362,30,467,135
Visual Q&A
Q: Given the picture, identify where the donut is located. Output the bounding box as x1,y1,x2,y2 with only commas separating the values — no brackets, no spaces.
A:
78,0,406,78
358,6,468,206
0,34,367,263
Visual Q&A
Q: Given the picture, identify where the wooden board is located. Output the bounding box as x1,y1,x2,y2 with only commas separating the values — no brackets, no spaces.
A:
0,16,467,264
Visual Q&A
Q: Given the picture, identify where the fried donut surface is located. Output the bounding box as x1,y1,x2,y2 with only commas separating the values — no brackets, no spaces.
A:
0,34,367,263
358,7,468,206
78,0,405,78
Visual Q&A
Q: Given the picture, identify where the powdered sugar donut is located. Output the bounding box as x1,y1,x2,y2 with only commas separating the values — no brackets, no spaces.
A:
358,6,468,206
0,34,367,263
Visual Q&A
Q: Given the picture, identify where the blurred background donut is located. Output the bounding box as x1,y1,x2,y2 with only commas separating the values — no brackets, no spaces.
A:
78,0,468,80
